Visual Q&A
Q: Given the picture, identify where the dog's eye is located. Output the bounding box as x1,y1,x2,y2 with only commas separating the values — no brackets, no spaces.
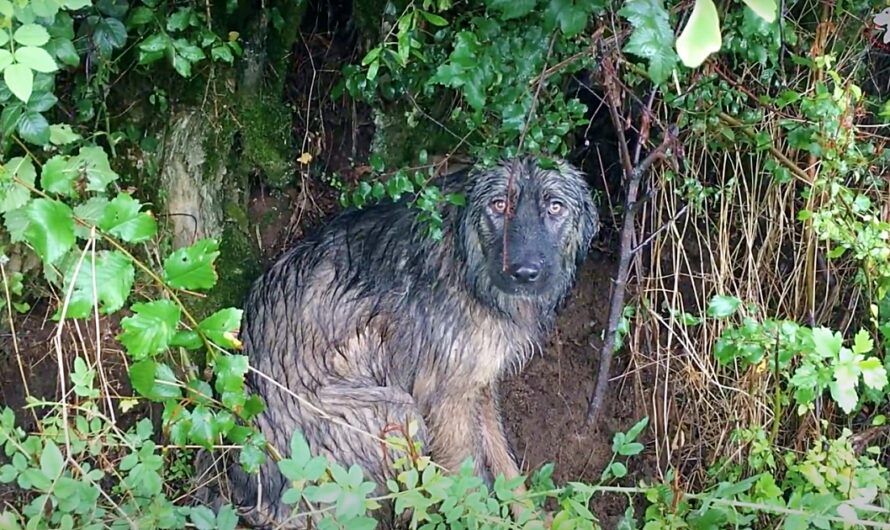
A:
548,201,563,215
491,199,507,214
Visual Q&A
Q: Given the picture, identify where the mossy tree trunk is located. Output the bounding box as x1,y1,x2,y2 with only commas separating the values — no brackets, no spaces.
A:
145,1,307,316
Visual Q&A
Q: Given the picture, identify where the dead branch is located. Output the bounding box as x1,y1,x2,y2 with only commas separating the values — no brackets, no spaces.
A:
585,53,679,426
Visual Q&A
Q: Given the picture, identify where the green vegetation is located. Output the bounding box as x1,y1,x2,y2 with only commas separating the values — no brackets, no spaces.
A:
1,0,889,529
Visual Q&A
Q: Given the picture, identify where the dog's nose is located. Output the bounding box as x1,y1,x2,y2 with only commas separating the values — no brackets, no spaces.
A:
509,264,541,283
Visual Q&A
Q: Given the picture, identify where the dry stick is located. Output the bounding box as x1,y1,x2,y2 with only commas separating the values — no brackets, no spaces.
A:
585,55,678,424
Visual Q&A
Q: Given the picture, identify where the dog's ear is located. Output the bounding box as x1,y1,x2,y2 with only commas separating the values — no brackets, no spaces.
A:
875,8,890,26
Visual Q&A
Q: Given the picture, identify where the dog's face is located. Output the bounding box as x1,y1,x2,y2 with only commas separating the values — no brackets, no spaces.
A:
464,158,599,299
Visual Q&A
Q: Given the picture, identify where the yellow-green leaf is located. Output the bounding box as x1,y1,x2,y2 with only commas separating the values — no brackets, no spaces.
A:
4,63,33,103
741,0,777,23
14,46,57,73
676,0,722,68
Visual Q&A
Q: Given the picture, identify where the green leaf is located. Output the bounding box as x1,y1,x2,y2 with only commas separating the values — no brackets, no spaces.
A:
210,44,233,64
741,0,777,22
860,358,888,391
72,197,109,238
163,239,220,290
39,440,64,478
127,6,154,25
41,155,77,196
49,124,81,145
0,49,12,71
92,17,127,57
852,329,873,355
75,146,118,192
4,63,34,103
420,10,449,26
167,7,194,31
47,38,79,67
138,33,169,54
675,0,722,68
118,300,181,359
188,405,216,449
13,24,50,46
99,193,158,243
17,110,49,145
544,0,591,36
812,327,842,358
14,46,57,73
197,308,242,349
24,198,74,264
129,360,183,401
1,156,36,214
239,442,266,473
189,506,216,530
26,90,57,112
618,0,678,85
610,462,627,478
707,294,741,318
55,250,134,318
486,0,536,19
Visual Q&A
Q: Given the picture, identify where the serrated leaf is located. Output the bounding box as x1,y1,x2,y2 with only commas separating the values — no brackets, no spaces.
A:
706,294,741,318
860,358,888,390
544,0,591,36
618,0,678,85
676,0,722,68
741,0,776,22
99,193,158,243
4,63,34,103
17,110,49,145
14,46,57,73
75,146,118,192
92,17,127,57
486,0,536,19
852,329,873,355
829,379,858,414
1,156,36,213
127,6,154,25
239,443,266,473
4,207,29,242
813,327,843,358
13,24,50,46
55,250,134,318
41,155,77,196
117,300,181,359
197,308,242,349
189,506,216,530
24,198,74,264
72,197,108,238
163,239,220,290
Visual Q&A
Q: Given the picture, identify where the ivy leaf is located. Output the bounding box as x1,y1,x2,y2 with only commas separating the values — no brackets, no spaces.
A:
55,250,134,318
676,0,722,68
210,45,233,64
618,0,678,85
860,358,888,391
486,0,536,20
197,308,243,349
163,239,220,290
741,0,777,22
118,300,181,359
1,156,36,213
24,198,74,265
13,24,50,46
17,110,50,145
75,146,118,191
99,193,158,243
706,294,741,318
14,46,58,73
41,155,77,196
4,63,34,103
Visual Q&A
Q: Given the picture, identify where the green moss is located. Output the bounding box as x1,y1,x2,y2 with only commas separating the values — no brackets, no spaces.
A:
370,105,457,168
237,93,295,189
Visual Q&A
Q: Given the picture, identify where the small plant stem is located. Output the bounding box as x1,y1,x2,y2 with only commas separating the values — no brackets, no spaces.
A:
770,331,783,444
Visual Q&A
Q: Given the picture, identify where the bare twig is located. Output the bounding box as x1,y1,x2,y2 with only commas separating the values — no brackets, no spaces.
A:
585,53,678,425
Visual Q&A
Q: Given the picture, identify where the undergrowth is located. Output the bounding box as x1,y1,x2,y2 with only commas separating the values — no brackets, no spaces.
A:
0,0,889,529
